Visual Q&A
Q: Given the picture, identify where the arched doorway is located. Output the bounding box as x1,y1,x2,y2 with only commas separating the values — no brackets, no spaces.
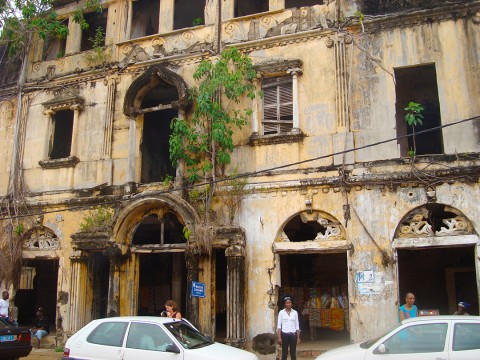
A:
393,203,479,316
274,210,350,353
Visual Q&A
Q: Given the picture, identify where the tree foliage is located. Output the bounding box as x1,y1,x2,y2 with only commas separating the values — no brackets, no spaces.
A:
169,47,258,182
0,0,101,58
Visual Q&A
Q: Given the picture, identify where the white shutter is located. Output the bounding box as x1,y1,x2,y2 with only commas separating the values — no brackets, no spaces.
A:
262,77,293,134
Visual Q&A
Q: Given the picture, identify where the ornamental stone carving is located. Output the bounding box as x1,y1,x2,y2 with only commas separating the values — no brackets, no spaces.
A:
395,204,473,238
23,227,60,250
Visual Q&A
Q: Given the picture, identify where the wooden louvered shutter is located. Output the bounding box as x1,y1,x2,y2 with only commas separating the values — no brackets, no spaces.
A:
262,77,293,134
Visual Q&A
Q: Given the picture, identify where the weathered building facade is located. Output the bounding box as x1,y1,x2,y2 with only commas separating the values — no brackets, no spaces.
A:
1,0,479,357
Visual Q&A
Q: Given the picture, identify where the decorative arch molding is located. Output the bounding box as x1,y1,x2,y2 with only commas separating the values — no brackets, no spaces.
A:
274,210,348,253
393,203,478,249
111,193,199,251
22,226,60,251
123,64,191,117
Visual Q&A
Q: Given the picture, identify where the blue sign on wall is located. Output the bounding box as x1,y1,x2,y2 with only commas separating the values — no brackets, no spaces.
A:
191,281,206,298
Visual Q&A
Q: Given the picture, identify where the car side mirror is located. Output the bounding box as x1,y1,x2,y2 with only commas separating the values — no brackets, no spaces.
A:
166,344,181,354
377,344,387,354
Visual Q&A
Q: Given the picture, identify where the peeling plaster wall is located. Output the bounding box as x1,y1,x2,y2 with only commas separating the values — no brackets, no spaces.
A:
0,99,16,195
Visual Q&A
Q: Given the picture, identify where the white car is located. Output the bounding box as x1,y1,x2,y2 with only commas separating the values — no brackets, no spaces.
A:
63,316,258,360
316,315,480,360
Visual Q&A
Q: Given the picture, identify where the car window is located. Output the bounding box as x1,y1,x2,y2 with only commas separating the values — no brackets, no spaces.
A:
381,323,448,354
126,322,175,352
453,323,480,351
86,321,128,347
164,321,212,350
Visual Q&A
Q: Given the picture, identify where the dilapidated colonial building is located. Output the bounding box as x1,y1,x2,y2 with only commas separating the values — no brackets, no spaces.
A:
1,0,479,357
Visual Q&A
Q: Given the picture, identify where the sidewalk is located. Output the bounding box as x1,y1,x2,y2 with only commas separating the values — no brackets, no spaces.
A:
25,348,63,360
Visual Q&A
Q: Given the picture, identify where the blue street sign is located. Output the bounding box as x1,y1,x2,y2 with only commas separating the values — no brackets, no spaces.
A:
191,281,206,298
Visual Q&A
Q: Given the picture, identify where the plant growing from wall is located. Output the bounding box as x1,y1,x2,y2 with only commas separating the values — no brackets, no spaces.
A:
404,101,424,157
83,26,111,67
79,207,114,232
169,46,257,216
218,170,249,225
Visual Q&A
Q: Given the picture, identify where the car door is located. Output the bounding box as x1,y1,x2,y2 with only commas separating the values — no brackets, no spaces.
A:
76,321,129,360
365,322,450,360
122,321,183,360
449,321,480,360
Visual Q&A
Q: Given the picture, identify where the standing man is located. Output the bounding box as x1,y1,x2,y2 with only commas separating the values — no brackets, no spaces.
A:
31,307,49,348
277,296,301,360
0,291,18,326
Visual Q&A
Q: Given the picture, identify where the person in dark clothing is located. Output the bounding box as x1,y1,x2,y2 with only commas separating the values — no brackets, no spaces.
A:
31,307,49,348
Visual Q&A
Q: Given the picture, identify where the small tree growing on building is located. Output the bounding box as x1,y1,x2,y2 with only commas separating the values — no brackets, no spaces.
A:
169,47,257,223
404,101,424,157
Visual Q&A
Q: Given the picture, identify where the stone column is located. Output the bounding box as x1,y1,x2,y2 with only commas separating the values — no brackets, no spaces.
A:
186,241,200,328
225,235,246,348
68,252,89,334
70,104,82,157
43,109,55,158
105,247,123,317
126,116,137,188
287,68,302,134
251,76,261,135
159,0,174,33
270,0,285,11
66,15,81,54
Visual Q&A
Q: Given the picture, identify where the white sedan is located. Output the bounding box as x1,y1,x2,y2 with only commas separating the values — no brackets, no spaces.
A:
317,315,480,360
62,316,258,360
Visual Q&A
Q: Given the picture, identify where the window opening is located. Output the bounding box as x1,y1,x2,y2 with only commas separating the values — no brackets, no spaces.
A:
131,0,159,38
87,321,128,347
81,9,107,52
234,0,268,17
395,64,443,156
42,19,68,61
133,212,185,246
285,0,324,8
214,250,227,342
173,0,205,30
50,109,74,159
262,77,293,135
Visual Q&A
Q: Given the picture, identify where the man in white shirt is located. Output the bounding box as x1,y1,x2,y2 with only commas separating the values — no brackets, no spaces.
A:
0,291,17,326
277,296,301,360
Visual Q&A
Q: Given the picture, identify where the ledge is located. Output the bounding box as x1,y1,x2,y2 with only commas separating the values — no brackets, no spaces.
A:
71,231,112,251
39,156,79,169
249,130,304,146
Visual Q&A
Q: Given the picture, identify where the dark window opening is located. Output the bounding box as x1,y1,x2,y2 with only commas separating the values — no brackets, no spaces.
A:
133,212,185,246
140,81,179,184
359,0,445,16
131,0,159,38
50,109,73,159
395,64,443,156
43,19,68,61
285,0,324,8
283,215,324,241
140,109,177,183
262,76,293,135
234,0,268,17
81,9,107,52
174,0,205,30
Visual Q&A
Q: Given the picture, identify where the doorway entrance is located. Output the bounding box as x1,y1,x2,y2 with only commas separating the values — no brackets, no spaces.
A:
279,253,350,349
90,252,110,319
398,246,478,315
137,253,186,317
214,249,227,342
16,259,58,327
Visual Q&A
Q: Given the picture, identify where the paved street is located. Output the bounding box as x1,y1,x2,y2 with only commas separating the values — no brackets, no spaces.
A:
25,348,63,360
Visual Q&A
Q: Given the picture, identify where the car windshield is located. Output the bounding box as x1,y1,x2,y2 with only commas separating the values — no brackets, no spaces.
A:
164,321,213,350
360,322,403,349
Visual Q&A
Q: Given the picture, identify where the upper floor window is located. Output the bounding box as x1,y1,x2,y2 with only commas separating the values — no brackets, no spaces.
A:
50,109,74,160
286,0,324,8
262,76,293,135
81,9,107,52
174,0,205,30
43,19,68,61
131,0,159,38
234,0,268,17
395,64,443,157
